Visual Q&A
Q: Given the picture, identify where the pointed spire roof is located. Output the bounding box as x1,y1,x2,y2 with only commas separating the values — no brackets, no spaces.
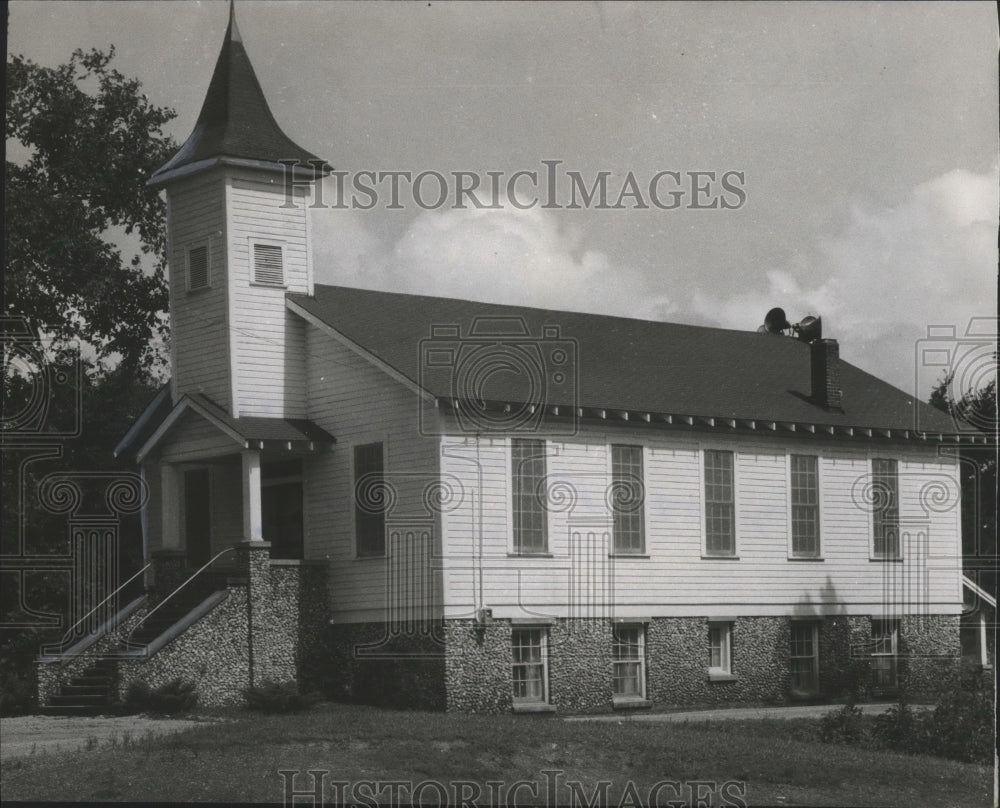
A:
150,2,326,185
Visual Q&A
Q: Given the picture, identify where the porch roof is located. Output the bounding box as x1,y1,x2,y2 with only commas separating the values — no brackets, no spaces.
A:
120,392,335,463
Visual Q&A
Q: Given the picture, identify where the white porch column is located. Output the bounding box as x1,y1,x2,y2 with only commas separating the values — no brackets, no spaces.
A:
242,449,263,541
979,612,988,668
161,463,181,549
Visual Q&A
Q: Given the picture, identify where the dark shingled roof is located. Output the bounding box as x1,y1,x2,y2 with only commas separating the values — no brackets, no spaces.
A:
149,3,324,184
191,394,335,444
288,284,958,435
114,391,335,462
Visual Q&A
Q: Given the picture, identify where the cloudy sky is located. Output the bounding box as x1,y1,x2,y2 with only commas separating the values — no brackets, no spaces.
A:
8,1,998,398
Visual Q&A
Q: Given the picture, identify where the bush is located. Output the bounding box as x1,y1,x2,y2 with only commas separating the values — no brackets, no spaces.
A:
921,685,994,765
125,678,198,715
818,661,996,765
0,628,47,716
870,697,926,755
819,700,866,745
244,679,318,713
0,666,37,717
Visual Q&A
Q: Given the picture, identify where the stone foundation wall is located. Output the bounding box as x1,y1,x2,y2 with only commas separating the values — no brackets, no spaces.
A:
258,561,328,687
547,619,613,713
114,549,331,706
899,614,962,699
40,545,332,710
646,617,789,707
443,619,513,714
116,585,251,707
436,613,961,714
36,597,150,705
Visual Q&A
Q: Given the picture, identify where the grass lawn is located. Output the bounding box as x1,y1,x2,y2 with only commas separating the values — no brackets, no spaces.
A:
1,703,992,806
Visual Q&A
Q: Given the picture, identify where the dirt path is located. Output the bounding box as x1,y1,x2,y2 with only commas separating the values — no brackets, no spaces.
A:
0,714,222,760
564,702,929,722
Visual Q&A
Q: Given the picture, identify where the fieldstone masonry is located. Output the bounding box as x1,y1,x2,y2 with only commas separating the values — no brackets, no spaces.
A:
444,619,513,714
116,584,251,706
39,541,333,708
646,617,789,707
434,612,961,713
898,613,962,699
39,541,963,712
547,619,613,713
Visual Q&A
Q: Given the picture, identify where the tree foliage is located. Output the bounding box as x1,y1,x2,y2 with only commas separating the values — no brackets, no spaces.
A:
5,47,177,379
2,48,175,710
929,372,997,600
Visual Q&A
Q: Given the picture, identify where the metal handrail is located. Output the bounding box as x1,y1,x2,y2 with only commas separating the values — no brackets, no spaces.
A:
51,562,152,651
128,547,237,641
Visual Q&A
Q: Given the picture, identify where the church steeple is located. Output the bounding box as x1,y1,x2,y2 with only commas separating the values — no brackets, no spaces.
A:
149,1,326,186
153,2,321,418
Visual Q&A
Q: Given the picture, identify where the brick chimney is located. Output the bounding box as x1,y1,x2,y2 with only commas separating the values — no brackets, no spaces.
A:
810,339,843,411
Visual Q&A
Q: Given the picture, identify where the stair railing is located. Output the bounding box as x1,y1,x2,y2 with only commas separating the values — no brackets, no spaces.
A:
126,546,237,646
41,562,152,659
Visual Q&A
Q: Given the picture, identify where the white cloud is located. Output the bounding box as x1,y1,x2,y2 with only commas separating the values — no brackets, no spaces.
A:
314,206,678,321
312,168,996,399
690,167,999,396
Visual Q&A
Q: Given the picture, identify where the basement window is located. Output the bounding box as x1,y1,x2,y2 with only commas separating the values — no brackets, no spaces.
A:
252,242,285,286
512,628,549,705
187,243,210,291
612,624,646,700
708,621,736,680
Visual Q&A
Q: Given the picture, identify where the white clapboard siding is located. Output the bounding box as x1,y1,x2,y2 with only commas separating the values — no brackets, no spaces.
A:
226,174,310,418
302,321,442,623
439,429,963,619
167,175,230,409
156,411,242,464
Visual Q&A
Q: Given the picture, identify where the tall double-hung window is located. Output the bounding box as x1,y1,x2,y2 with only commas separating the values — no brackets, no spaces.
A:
872,459,900,559
704,449,735,556
512,439,547,553
790,455,820,557
611,444,645,554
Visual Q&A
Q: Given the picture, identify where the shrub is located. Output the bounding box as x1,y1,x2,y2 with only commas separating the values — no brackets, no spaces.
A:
818,660,997,765
922,685,994,765
819,700,866,745
0,628,47,716
244,679,318,713
870,697,926,755
125,678,198,715
0,668,37,716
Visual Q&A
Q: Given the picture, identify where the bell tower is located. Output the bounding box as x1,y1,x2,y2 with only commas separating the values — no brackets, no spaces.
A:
148,2,327,418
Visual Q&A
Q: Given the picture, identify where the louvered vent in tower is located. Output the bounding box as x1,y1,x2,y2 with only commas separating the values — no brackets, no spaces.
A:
187,244,210,291
252,243,284,286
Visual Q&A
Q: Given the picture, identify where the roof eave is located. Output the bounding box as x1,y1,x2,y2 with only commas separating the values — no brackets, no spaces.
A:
148,155,328,188
435,398,982,443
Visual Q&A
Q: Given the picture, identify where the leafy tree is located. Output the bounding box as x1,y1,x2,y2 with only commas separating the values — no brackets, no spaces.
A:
5,46,177,379
930,373,997,601
2,48,175,711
